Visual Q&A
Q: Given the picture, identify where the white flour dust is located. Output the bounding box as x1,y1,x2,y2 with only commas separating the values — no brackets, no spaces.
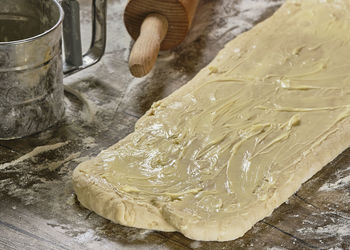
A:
75,229,100,244
297,218,350,239
190,241,202,249
319,166,350,192
42,152,81,171
209,0,284,42
314,224,349,236
0,141,69,170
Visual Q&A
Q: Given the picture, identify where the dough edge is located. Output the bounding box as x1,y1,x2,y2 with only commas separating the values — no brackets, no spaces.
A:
73,118,350,241
72,1,350,241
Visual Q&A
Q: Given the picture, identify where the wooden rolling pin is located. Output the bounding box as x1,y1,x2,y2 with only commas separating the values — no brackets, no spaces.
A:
124,0,200,77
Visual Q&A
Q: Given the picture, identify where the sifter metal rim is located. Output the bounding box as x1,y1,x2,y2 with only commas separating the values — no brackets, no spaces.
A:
0,0,64,45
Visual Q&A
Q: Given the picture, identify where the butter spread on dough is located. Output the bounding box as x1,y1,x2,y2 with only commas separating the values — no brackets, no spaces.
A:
73,0,350,241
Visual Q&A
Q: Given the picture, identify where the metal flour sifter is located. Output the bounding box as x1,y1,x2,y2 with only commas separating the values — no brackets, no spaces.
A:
0,0,107,140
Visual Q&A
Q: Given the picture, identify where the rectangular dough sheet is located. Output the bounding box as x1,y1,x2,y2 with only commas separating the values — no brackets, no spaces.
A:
73,0,350,241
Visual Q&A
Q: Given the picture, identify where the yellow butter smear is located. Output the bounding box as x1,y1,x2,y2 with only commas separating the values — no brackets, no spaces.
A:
74,0,350,241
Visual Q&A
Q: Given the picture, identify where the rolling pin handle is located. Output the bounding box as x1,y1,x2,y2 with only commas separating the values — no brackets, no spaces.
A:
128,13,168,77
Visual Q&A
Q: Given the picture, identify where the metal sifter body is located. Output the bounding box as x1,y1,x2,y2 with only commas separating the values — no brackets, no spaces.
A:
0,0,107,139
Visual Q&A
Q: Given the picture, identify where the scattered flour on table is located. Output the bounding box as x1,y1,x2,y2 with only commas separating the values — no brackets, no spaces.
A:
297,220,350,238
182,0,284,49
128,229,153,241
302,219,316,225
319,166,350,191
0,141,69,170
72,156,93,164
82,136,98,149
82,136,96,145
238,0,284,19
190,241,202,249
319,175,350,191
210,0,284,42
75,229,100,243
64,85,98,123
49,221,157,249
315,224,350,236
42,152,81,171
46,220,119,249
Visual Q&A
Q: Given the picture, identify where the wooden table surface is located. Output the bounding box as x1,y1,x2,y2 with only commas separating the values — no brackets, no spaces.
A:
0,0,349,249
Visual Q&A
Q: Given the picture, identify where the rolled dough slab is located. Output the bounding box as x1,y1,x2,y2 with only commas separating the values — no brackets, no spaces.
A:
73,0,350,241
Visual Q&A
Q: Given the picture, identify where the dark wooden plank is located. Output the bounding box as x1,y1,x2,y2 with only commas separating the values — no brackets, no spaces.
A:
0,145,20,164
296,150,350,218
0,205,73,250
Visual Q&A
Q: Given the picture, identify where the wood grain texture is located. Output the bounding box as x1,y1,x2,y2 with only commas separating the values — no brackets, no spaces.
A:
178,0,200,28
129,14,168,77
124,0,199,50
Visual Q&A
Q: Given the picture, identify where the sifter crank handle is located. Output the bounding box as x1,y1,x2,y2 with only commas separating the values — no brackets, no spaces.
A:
61,0,107,76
